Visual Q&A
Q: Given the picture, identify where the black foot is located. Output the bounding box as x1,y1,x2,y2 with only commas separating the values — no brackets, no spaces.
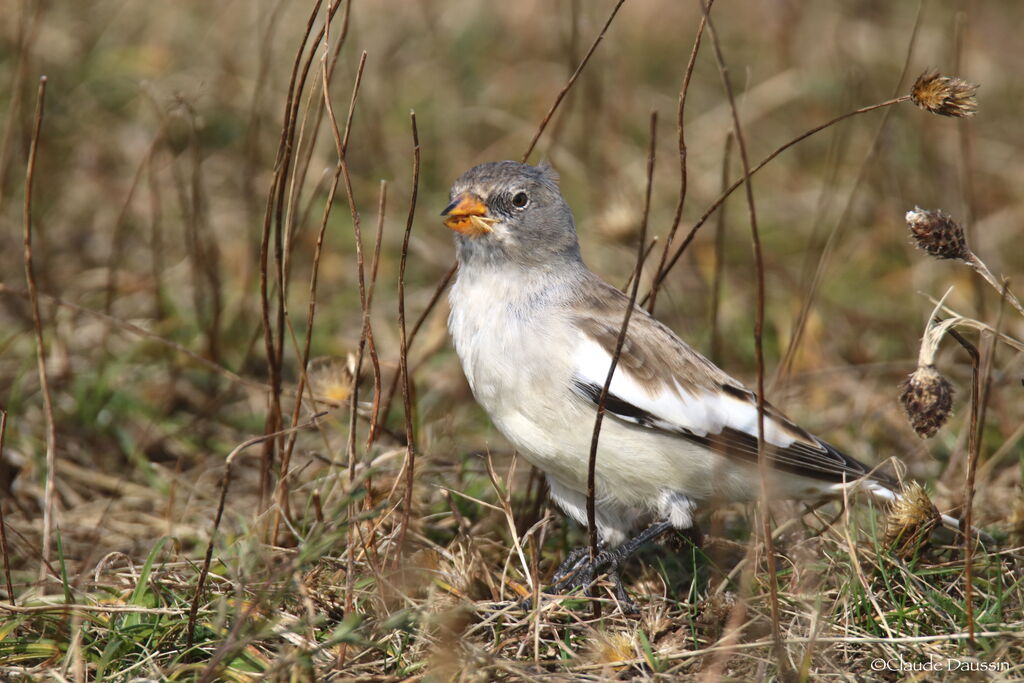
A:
531,520,686,613
549,545,632,608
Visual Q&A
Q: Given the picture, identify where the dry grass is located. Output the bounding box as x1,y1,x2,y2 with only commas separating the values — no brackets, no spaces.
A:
1,1,1023,680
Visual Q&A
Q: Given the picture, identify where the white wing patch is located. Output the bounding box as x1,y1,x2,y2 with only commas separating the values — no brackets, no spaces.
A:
572,336,798,449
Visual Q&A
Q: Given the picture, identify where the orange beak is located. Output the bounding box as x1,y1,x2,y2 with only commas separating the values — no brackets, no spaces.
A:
441,193,494,237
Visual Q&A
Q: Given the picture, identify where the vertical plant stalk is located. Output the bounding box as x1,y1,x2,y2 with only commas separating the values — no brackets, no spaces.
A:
520,0,628,162
337,51,371,473
646,1,711,315
258,0,326,512
334,51,373,645
700,3,786,671
708,133,733,364
274,47,368,546
24,77,57,582
585,111,657,614
946,326,979,647
0,410,14,605
395,112,421,556
364,181,387,447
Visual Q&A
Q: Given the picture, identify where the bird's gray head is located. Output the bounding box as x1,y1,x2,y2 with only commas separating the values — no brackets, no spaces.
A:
441,161,580,269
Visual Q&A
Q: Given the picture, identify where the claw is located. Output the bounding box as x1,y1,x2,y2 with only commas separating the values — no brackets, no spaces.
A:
531,519,696,613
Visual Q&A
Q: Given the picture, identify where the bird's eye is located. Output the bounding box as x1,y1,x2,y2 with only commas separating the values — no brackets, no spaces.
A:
511,191,529,209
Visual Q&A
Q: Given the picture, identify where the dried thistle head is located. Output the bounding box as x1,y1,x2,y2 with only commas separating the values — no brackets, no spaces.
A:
899,365,954,438
307,353,359,403
910,71,978,118
585,631,637,670
884,481,941,558
905,207,969,261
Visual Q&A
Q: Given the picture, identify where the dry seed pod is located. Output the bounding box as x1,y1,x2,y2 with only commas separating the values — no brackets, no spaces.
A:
905,207,969,261
899,365,954,438
910,71,978,118
307,354,359,403
884,481,941,558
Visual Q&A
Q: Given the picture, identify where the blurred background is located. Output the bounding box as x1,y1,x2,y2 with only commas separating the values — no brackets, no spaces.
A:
0,0,1022,675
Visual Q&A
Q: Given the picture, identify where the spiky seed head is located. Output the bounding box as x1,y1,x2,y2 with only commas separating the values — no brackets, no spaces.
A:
905,207,969,261
899,365,954,438
307,354,359,403
586,631,637,670
884,482,941,559
910,71,978,118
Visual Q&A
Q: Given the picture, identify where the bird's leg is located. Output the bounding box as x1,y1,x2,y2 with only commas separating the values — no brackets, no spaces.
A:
546,520,682,605
551,542,605,585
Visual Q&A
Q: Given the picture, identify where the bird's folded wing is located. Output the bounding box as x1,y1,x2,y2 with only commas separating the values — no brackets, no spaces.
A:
569,303,882,485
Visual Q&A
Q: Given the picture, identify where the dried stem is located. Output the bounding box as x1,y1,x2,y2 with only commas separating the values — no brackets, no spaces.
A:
647,1,711,314
945,326,979,647
185,413,326,648
0,410,13,605
965,252,1024,319
700,3,786,672
24,76,57,583
586,111,657,614
329,47,372,632
258,0,326,513
709,133,733,364
520,0,627,162
395,111,421,556
364,181,387,446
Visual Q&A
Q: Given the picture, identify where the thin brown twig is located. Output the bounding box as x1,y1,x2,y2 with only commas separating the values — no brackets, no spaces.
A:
642,94,912,307
24,76,56,583
520,0,627,162
699,3,786,674
332,49,372,634
364,181,387,447
0,410,13,605
647,1,711,314
275,48,368,545
708,133,733,364
185,413,326,648
338,50,371,476
395,111,421,557
945,325,979,647
258,0,326,513
973,284,1004,491
586,111,657,615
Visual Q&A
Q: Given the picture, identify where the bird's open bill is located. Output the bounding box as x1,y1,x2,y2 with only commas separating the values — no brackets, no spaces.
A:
441,192,495,236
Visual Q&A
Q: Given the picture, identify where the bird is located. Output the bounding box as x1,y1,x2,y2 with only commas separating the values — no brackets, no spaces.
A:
441,160,953,607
